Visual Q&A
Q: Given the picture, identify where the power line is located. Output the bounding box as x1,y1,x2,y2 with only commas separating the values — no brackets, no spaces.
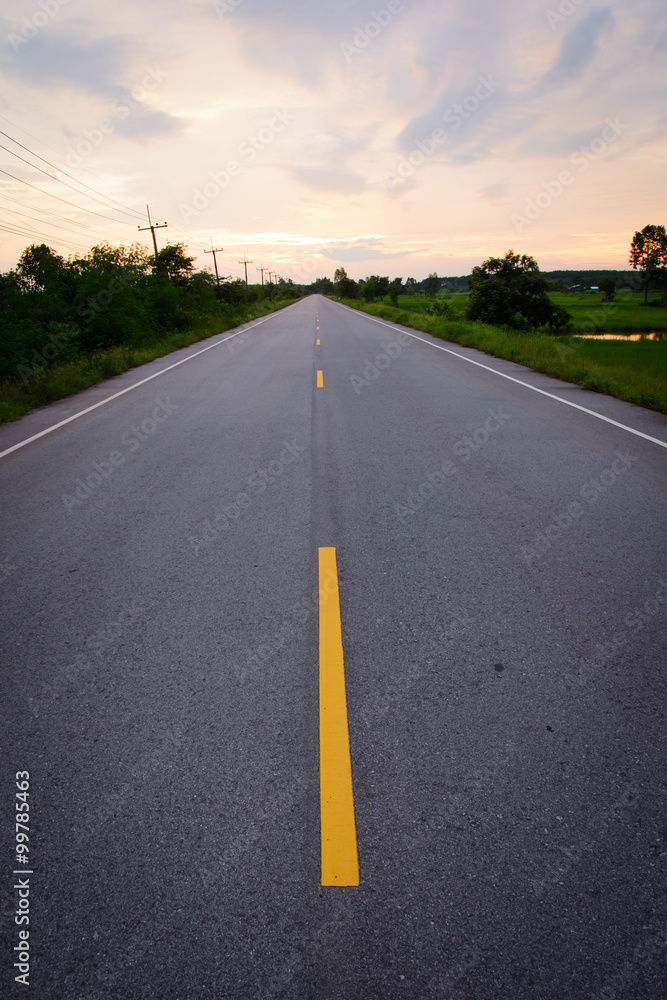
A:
0,210,92,246
0,209,111,250
0,222,92,253
0,113,71,162
167,222,211,251
0,188,126,244
0,142,138,224
0,166,132,227
0,114,145,220
0,196,119,242
0,129,145,222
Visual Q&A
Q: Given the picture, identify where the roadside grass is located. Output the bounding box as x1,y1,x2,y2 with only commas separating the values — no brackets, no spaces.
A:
0,298,295,426
335,298,667,415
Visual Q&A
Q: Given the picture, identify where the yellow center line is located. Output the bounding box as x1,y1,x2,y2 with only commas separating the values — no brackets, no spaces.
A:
319,547,359,887
317,370,323,388
316,339,320,345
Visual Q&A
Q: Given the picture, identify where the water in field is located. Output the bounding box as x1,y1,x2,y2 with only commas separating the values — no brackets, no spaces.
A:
573,332,663,341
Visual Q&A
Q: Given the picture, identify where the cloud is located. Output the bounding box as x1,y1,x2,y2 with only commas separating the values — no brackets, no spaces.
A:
209,0,416,88
395,73,508,165
332,245,406,262
1,25,181,141
542,7,616,88
2,28,132,96
321,236,411,262
290,165,367,193
479,182,506,199
515,121,626,158
114,107,181,139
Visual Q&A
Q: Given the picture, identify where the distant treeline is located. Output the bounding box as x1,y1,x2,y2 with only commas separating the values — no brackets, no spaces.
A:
542,269,643,290
306,269,645,300
0,241,302,384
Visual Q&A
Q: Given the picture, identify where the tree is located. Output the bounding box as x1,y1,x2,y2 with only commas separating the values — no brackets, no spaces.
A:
466,250,570,331
311,276,334,294
375,276,390,299
388,277,403,304
360,275,390,301
599,277,615,302
361,277,376,302
333,267,358,298
15,244,66,292
155,243,196,283
629,225,667,303
424,272,440,298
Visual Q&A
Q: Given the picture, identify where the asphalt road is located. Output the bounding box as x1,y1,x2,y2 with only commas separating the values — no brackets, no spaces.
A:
1,294,666,999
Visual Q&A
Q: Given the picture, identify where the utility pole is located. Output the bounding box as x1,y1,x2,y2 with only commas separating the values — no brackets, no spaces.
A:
138,205,167,267
256,263,266,287
205,238,224,285
237,254,253,288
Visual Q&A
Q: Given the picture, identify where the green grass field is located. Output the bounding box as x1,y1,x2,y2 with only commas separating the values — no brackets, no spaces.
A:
384,290,667,333
337,296,667,415
550,291,667,332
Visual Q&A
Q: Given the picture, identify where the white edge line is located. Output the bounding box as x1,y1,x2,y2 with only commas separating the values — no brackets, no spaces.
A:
0,304,298,461
334,301,667,451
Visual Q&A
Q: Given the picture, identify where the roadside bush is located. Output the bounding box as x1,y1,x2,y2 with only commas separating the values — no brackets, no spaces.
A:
467,250,571,331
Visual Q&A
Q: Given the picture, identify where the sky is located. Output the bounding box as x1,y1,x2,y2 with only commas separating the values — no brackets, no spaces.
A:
0,0,665,282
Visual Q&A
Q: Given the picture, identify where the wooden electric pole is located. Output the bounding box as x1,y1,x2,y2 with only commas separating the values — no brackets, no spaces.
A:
138,205,167,267
205,239,224,285
237,254,253,288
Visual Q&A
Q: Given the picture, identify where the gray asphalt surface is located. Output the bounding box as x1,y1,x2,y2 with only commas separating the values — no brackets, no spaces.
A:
1,294,666,999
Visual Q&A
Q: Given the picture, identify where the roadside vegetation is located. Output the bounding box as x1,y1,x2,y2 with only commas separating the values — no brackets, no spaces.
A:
0,241,300,425
2,224,666,424
364,288,667,333
329,229,667,414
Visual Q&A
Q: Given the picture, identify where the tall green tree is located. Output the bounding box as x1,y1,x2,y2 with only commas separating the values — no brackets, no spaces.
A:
466,250,570,330
374,276,390,299
629,224,667,303
388,277,403,304
361,277,377,302
424,272,440,298
15,244,66,292
155,243,196,283
333,267,358,298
